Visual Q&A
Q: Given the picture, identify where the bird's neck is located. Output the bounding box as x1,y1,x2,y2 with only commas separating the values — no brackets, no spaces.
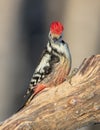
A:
47,38,71,62
47,38,63,56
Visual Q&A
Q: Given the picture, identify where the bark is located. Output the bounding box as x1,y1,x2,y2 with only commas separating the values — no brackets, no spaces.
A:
0,55,100,130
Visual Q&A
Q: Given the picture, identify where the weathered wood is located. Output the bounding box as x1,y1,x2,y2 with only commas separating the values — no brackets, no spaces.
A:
0,55,100,130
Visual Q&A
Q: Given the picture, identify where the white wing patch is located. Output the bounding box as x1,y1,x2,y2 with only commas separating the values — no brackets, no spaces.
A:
35,53,51,73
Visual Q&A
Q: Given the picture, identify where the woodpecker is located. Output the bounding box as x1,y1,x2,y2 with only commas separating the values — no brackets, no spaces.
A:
25,21,71,105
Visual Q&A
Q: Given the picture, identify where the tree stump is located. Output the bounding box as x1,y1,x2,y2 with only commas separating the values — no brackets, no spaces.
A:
0,55,100,130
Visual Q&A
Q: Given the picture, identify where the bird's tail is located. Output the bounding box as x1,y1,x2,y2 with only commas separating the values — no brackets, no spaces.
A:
17,90,34,112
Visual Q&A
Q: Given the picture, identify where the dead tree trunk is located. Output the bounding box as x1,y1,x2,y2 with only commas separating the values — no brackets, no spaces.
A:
0,55,100,130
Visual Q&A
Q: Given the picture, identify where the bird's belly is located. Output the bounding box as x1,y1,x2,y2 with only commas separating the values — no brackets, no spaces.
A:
41,57,71,87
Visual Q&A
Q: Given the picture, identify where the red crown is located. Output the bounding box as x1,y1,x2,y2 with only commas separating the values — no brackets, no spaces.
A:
50,21,64,35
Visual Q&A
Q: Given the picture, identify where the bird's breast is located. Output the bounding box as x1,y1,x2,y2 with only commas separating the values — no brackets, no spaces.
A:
41,55,71,87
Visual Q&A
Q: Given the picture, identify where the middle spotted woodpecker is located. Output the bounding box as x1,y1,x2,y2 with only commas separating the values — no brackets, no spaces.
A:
25,21,71,105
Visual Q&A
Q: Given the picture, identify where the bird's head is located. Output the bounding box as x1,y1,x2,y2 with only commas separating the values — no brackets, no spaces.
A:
49,21,64,42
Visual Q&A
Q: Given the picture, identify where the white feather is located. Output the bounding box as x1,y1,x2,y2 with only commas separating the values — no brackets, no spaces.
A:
35,53,51,73
51,41,71,61
47,42,52,52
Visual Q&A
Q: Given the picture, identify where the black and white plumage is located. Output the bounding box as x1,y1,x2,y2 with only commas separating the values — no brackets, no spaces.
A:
24,21,71,104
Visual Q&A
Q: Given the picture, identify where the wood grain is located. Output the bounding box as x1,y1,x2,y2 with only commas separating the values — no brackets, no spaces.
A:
0,55,100,130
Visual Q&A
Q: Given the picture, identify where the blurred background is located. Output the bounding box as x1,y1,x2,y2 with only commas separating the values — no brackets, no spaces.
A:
0,0,100,129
